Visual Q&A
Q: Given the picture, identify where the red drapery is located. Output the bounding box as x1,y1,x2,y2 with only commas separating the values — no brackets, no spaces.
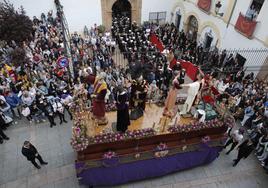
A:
235,13,257,38
177,60,199,81
197,0,211,12
150,33,164,52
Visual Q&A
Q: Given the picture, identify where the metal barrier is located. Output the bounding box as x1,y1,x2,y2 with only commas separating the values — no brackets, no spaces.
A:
111,48,268,78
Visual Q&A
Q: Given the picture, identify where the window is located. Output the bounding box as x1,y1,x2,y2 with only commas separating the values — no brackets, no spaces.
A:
245,0,264,20
149,12,166,24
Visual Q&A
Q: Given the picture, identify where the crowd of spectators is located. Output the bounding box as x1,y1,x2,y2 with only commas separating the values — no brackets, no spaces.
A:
0,10,267,173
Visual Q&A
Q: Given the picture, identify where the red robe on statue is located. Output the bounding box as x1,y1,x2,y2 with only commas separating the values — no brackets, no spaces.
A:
92,79,107,123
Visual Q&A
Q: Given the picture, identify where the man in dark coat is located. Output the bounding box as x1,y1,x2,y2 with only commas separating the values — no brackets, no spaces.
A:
233,139,254,166
21,141,48,169
0,112,10,144
0,128,9,144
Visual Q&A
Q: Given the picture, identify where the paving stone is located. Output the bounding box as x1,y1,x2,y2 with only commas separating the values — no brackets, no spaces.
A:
28,172,48,188
199,183,217,188
5,177,27,188
46,167,62,183
173,182,191,188
1,116,268,188
60,164,76,179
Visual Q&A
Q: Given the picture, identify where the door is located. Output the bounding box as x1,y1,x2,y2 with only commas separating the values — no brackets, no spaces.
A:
176,14,181,29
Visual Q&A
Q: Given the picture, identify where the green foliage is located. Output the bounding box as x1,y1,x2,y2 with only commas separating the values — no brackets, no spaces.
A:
97,25,106,34
0,0,33,46
10,47,29,67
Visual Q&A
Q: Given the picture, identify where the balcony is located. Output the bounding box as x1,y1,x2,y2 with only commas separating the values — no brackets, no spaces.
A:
235,13,257,39
197,0,211,13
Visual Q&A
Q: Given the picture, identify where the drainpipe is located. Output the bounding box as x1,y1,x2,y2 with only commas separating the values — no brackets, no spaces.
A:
226,0,237,28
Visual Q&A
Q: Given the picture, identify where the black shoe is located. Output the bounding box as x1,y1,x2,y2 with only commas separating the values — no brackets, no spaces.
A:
3,137,9,140
50,125,53,128
41,162,48,165
36,165,41,169
226,152,230,155
0,140,3,144
60,121,63,125
63,120,68,123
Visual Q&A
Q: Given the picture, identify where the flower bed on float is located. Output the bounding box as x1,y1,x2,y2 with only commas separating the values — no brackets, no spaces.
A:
70,116,235,152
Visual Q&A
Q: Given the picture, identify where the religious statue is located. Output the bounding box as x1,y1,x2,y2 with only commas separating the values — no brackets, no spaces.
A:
163,69,185,118
129,75,147,120
180,73,202,115
116,88,130,132
92,72,108,125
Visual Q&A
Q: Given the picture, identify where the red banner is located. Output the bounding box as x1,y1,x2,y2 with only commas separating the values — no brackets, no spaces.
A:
150,33,164,52
177,60,199,81
235,13,257,38
197,0,211,12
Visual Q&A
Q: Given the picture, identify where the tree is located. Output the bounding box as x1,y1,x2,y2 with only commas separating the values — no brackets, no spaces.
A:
0,0,33,46
9,47,29,68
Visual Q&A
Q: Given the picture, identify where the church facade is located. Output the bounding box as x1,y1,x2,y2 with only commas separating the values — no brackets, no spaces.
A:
11,0,268,74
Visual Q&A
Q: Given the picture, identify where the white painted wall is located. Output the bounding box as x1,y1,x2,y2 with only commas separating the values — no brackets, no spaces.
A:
172,6,185,31
141,0,178,23
171,0,268,74
9,0,102,33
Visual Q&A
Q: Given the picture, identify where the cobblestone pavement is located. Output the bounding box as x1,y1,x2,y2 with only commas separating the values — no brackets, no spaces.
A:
0,117,267,188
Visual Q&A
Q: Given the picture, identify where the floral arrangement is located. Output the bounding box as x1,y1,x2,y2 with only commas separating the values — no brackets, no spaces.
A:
70,136,89,151
124,128,156,139
168,118,224,133
201,136,211,143
102,151,119,167
70,121,89,151
103,151,116,159
156,142,168,151
224,116,235,128
89,128,156,144
155,142,169,158
92,132,124,144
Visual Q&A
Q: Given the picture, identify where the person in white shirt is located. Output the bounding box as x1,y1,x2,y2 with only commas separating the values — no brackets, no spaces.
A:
217,79,229,94
180,74,202,115
61,90,73,120
224,128,244,155
52,98,67,124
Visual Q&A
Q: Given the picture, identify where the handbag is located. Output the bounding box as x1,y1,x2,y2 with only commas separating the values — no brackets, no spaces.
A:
22,107,30,117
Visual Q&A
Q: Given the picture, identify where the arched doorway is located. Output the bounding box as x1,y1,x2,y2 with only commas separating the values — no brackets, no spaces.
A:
112,0,132,20
187,15,198,41
101,0,141,29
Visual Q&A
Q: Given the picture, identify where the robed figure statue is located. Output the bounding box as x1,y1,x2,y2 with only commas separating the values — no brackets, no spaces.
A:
92,73,108,125
116,89,130,132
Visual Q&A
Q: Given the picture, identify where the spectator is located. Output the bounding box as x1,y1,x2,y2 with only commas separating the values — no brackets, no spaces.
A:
224,128,244,155
21,141,48,169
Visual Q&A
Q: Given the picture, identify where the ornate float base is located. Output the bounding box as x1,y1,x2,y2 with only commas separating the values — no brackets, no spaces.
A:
75,144,222,187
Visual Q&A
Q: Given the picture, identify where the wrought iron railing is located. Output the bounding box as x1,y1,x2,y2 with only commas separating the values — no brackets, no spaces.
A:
110,48,268,78
54,0,74,77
